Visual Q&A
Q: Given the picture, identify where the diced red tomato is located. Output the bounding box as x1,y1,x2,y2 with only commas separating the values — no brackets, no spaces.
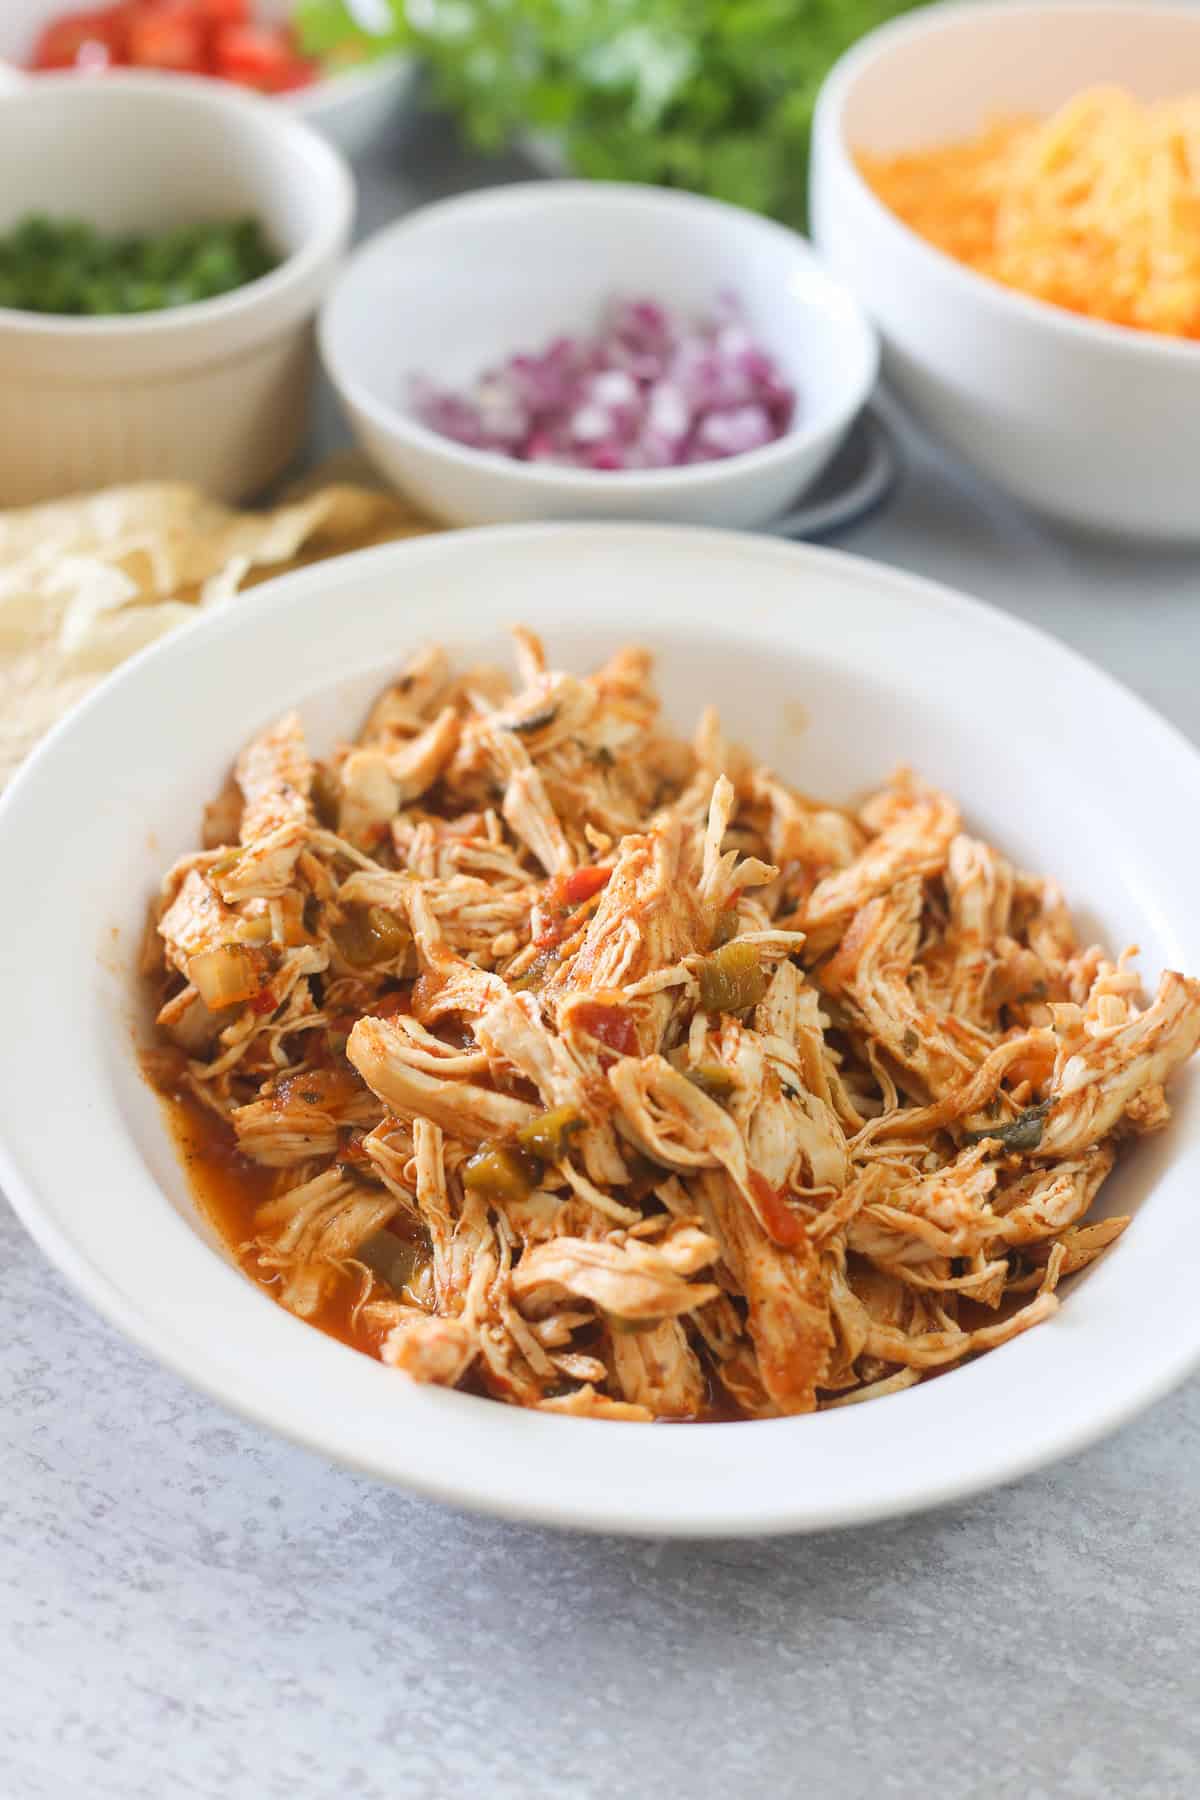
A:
572,1001,638,1059
212,23,317,92
747,1170,805,1248
534,865,614,950
192,0,248,22
127,6,208,71
564,865,613,906
28,1,316,92
249,988,277,1016
30,6,128,69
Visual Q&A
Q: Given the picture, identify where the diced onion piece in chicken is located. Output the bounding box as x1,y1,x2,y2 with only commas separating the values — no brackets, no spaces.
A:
187,943,266,1010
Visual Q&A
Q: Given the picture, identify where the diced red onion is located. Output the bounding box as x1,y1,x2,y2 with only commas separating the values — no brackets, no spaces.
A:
411,295,796,472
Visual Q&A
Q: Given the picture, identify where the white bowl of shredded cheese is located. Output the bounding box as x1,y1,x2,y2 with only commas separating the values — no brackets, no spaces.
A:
811,1,1200,541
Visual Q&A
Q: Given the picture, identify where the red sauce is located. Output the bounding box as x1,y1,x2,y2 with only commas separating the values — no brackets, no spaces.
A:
159,1087,380,1357
371,989,412,1022
534,907,590,952
152,1077,761,1422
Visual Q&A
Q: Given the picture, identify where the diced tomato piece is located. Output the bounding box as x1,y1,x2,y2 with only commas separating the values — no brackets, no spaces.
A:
534,865,613,950
249,988,278,1016
127,5,209,72
192,0,248,22
572,1001,638,1058
747,1170,805,1248
564,865,613,906
30,6,128,70
212,23,317,92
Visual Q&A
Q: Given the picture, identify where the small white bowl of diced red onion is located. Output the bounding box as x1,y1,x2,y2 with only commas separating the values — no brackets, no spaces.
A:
318,181,879,530
0,1,414,158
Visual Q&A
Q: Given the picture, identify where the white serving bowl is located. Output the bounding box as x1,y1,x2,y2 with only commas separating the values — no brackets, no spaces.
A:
811,1,1200,542
2,524,1200,1536
0,72,354,505
319,182,879,529
0,0,415,158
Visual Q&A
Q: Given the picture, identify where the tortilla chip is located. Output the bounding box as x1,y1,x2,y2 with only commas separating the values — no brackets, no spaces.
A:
0,466,441,789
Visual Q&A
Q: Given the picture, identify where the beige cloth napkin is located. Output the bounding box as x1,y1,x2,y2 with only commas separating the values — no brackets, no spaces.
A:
0,456,441,789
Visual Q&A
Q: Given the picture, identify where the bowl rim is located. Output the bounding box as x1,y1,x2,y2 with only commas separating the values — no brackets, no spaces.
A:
814,0,1200,365
0,68,355,340
318,179,880,493
3,521,1200,1536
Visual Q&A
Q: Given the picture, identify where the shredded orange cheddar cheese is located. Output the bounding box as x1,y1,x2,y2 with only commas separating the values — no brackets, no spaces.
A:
858,86,1200,338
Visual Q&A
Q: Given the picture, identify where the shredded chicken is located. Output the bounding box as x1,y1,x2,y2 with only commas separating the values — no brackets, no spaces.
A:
145,633,1200,1421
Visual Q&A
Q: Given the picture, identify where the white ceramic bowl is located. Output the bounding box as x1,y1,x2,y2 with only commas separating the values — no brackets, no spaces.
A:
811,1,1200,542
2,523,1200,1537
319,182,879,529
0,72,354,505
0,1,415,158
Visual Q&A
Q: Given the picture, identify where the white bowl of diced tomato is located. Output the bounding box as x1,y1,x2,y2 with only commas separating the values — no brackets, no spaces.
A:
0,0,415,158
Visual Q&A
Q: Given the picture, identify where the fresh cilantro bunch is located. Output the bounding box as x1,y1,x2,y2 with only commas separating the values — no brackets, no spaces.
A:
296,0,926,224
